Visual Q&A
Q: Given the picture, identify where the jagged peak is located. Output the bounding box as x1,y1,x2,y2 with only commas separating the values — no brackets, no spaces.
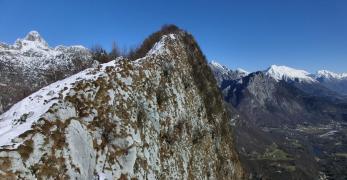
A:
316,70,347,80
265,65,316,83
12,30,49,50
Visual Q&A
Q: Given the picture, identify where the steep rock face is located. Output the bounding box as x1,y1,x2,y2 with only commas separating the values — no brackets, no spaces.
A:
0,31,98,114
0,32,244,179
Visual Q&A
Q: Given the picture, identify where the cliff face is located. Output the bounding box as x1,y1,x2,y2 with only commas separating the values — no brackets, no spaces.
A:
0,31,244,179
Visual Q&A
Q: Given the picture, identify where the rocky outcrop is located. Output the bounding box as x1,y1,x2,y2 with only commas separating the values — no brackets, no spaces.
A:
0,30,244,179
0,31,98,114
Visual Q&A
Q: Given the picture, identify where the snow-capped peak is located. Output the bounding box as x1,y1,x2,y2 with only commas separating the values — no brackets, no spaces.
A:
316,70,347,80
266,65,316,83
13,30,49,50
24,31,45,42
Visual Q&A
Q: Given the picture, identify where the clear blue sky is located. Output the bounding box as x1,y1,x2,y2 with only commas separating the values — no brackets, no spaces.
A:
1,0,346,73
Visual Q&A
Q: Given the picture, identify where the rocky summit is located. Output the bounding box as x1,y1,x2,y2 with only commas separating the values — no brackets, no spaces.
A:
0,28,244,179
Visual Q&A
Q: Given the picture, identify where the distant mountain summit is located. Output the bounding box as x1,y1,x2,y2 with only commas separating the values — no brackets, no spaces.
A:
21,30,48,45
0,31,97,113
265,65,317,83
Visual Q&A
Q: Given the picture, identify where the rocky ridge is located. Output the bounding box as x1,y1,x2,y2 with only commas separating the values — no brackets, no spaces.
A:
0,30,244,179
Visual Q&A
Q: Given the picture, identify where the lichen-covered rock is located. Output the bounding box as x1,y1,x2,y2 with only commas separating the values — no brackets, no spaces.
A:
0,32,244,179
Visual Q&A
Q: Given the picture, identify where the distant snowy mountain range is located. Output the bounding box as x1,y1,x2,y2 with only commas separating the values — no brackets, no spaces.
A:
209,61,347,95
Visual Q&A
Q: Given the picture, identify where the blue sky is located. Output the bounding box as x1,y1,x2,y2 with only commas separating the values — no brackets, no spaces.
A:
0,0,346,73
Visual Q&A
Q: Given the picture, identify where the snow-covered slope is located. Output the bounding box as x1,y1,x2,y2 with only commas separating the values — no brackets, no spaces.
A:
0,31,244,179
265,65,317,83
0,31,97,114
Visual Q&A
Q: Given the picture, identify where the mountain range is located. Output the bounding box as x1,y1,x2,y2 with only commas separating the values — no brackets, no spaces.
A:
210,61,347,179
0,26,346,179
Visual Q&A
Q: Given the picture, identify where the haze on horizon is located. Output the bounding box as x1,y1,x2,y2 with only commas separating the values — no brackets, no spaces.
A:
0,0,346,73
